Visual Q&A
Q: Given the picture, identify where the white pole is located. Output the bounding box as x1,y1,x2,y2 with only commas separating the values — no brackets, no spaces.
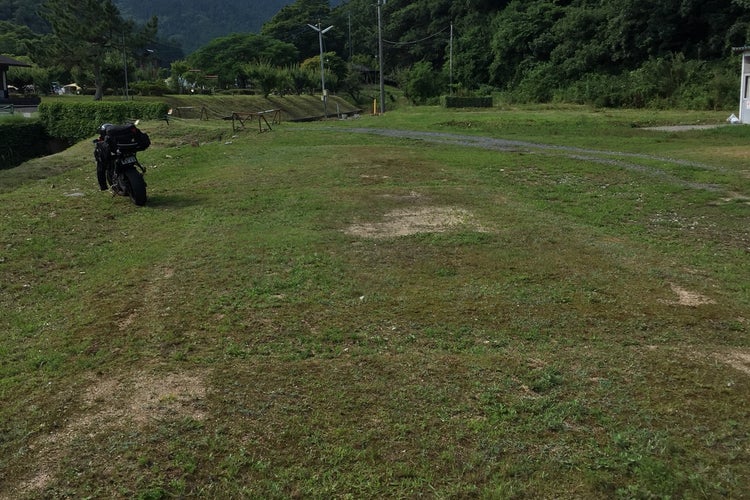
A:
308,23,333,118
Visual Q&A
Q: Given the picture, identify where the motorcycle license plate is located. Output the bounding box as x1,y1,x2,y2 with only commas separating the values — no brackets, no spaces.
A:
121,156,137,165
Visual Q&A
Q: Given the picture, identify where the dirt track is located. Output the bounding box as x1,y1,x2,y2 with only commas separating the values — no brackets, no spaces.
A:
340,127,728,193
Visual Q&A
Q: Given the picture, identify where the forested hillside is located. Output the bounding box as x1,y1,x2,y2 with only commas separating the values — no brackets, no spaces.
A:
114,0,318,55
3,0,750,108
331,0,750,105
0,0,343,54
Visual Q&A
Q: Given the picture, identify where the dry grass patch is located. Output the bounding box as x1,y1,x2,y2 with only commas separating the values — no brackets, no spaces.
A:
716,348,750,376
345,204,487,239
8,368,207,498
660,283,717,307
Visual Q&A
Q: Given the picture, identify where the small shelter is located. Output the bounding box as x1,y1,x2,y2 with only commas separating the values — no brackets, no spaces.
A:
0,55,31,100
733,46,750,124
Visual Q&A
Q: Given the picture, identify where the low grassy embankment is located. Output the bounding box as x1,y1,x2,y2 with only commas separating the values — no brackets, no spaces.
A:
162,93,363,121
1,105,748,498
35,92,365,122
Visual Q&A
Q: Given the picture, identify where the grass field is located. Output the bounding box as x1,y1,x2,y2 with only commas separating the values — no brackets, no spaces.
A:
1,104,748,498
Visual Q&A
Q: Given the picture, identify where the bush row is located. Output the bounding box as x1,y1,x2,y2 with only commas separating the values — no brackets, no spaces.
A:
502,54,738,110
442,96,493,108
0,119,49,169
38,101,169,142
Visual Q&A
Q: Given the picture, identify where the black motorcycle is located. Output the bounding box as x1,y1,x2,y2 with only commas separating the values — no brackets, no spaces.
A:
94,122,151,206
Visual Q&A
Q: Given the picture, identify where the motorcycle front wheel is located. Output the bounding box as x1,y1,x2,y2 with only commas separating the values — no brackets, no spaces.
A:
124,167,147,206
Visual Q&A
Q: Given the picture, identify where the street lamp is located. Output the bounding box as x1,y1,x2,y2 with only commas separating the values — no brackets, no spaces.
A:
307,22,333,118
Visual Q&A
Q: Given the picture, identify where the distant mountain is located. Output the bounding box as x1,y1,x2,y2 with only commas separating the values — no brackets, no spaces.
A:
114,0,342,55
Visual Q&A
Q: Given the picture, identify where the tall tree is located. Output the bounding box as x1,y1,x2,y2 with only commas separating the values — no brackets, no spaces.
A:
187,33,298,88
261,0,333,60
38,0,156,100
0,0,47,32
0,20,40,57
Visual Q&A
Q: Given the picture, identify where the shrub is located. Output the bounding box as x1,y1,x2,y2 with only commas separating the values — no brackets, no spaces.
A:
442,96,493,108
129,81,171,97
0,119,50,169
402,61,447,105
38,101,169,142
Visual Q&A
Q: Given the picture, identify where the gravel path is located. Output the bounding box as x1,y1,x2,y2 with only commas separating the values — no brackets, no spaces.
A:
340,127,726,193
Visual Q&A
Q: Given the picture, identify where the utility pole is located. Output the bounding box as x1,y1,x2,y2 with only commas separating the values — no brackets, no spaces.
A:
308,22,333,118
122,31,129,100
348,12,353,61
449,23,453,96
377,0,386,114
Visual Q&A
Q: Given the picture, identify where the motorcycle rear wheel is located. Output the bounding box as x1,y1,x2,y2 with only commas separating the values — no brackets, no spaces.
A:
124,167,147,206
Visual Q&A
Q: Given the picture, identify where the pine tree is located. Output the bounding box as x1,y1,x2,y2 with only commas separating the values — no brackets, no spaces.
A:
38,0,156,100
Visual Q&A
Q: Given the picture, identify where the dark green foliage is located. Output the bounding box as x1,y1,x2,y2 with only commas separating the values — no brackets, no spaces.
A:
0,0,46,32
114,0,319,55
128,81,171,97
0,20,41,57
442,96,493,108
4,0,750,108
246,62,287,97
0,119,49,169
555,56,738,109
401,61,446,105
261,0,332,60
37,0,157,101
485,0,750,106
37,101,169,142
187,33,299,89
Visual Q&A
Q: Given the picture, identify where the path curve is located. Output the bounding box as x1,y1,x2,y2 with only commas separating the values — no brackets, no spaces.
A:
336,127,727,193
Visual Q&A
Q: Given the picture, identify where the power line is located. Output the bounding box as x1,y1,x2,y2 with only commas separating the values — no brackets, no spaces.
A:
383,25,451,47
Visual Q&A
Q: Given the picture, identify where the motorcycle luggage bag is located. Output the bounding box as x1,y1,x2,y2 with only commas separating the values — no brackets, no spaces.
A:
105,124,150,152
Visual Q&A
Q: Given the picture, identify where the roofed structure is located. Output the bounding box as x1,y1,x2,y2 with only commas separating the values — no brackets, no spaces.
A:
1,55,32,100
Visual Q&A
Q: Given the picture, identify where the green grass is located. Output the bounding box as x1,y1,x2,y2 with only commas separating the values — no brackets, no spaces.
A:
37,92,363,122
1,105,748,498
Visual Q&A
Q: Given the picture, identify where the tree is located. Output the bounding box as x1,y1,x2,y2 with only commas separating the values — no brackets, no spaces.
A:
488,0,564,89
402,60,446,104
283,65,314,94
187,33,298,89
0,0,47,32
5,55,53,94
37,0,157,100
261,0,333,60
168,60,190,93
329,0,509,90
0,20,40,57
246,61,286,97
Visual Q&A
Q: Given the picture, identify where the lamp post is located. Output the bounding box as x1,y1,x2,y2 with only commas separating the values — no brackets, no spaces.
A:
308,22,333,118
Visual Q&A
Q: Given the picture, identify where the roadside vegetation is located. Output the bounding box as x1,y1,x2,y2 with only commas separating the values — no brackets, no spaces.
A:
4,0,750,110
1,104,748,498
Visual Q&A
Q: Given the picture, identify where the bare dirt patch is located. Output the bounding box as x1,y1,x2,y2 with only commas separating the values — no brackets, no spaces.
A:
9,369,207,498
713,191,750,206
345,205,487,239
660,283,716,306
715,349,750,376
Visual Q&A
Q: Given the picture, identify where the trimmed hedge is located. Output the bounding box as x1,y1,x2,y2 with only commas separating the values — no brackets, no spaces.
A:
38,101,169,142
442,96,493,108
0,119,50,169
